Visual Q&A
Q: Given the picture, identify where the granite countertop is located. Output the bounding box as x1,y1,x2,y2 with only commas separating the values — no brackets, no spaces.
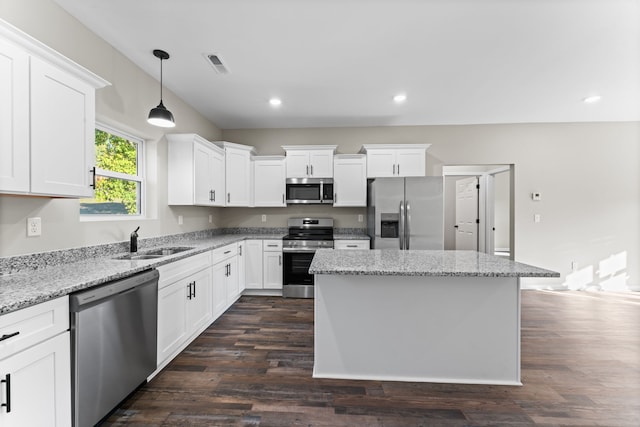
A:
309,249,560,278
0,233,283,315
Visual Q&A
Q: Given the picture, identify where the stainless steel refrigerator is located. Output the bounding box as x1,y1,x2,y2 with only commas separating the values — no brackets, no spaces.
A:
367,177,444,250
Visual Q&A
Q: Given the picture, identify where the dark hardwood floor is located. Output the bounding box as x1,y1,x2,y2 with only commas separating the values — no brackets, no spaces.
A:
104,290,640,426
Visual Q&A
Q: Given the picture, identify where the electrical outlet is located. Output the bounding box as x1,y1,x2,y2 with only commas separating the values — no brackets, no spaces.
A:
178,215,183,225
27,217,41,237
358,214,363,222
261,214,267,223
571,261,578,272
534,214,541,223
209,214,213,223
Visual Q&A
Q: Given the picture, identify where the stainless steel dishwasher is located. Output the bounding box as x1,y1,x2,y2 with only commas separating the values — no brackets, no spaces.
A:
70,269,159,427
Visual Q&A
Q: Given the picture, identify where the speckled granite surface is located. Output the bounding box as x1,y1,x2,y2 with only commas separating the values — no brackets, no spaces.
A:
0,232,283,315
309,249,560,278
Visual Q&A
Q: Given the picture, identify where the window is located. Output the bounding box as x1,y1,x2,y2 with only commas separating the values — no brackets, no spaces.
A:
80,125,144,217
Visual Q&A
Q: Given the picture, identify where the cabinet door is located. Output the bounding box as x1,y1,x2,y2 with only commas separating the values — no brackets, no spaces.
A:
263,251,283,290
157,280,188,364
225,147,251,206
396,148,426,177
193,142,215,206
285,151,310,178
0,39,29,193
226,257,240,304
187,268,213,333
244,240,264,289
308,150,333,178
30,57,95,197
211,148,225,206
254,160,285,206
212,261,228,319
334,156,367,207
366,149,396,178
0,333,71,427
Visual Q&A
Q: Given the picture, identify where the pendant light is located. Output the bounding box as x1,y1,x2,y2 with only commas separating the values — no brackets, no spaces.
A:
147,49,175,128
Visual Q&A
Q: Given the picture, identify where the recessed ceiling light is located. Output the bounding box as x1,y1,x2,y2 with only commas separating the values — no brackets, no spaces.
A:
583,95,602,104
269,98,282,107
393,94,407,103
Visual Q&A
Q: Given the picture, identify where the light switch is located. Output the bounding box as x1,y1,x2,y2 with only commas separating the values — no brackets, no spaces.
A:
534,214,541,223
261,214,267,222
178,215,183,225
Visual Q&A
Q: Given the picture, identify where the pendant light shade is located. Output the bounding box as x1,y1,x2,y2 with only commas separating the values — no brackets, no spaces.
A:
148,49,175,128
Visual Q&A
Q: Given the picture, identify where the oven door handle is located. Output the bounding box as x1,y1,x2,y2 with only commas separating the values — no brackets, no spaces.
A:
282,247,319,253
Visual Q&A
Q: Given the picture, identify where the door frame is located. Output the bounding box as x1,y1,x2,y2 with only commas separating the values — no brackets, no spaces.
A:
443,165,514,259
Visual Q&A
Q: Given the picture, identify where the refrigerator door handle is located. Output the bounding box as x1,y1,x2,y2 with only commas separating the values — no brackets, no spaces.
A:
399,200,405,250
405,201,411,250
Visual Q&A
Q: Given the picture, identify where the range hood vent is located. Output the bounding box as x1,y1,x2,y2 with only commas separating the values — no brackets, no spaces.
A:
206,54,229,74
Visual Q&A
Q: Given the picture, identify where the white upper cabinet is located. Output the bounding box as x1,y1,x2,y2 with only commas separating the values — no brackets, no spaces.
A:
282,145,337,178
215,141,255,207
0,38,29,193
252,156,286,207
167,134,225,206
360,144,430,178
0,21,109,197
333,154,367,207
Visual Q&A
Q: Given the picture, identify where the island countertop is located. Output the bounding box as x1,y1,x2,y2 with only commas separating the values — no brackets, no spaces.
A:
309,249,559,277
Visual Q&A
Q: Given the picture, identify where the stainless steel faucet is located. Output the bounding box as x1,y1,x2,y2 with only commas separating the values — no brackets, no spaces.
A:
130,226,140,252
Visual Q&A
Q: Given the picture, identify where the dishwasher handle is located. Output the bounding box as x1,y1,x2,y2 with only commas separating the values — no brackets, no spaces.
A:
70,269,159,311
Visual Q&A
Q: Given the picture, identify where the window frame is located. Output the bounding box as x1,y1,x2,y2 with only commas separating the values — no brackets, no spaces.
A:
80,123,145,221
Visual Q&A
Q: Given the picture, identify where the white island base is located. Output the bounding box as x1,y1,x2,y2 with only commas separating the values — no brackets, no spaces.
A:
313,274,521,386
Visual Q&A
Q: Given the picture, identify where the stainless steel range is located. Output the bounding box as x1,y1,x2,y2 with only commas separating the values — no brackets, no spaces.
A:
282,218,334,298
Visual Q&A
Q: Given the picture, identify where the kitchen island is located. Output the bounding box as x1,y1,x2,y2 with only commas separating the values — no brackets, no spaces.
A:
309,249,559,386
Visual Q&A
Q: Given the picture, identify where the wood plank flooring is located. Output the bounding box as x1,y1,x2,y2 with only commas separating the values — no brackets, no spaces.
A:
104,291,640,426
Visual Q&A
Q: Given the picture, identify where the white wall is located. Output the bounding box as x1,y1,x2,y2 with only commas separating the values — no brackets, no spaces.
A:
223,123,640,290
0,0,222,257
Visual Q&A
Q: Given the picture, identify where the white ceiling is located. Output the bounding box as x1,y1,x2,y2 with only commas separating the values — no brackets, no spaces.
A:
54,0,640,130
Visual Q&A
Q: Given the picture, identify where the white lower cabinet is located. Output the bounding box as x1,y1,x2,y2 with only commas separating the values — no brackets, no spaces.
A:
263,243,283,290
0,297,71,427
156,252,213,368
244,240,264,289
244,240,283,290
212,243,240,319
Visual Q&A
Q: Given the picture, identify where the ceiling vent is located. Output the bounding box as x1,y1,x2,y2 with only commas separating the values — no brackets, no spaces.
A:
205,54,229,74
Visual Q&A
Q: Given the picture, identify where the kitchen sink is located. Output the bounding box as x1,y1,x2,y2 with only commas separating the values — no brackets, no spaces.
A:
113,246,194,260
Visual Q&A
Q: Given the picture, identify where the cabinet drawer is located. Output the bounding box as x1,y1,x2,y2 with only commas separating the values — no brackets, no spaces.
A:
0,296,69,359
263,240,283,252
212,243,238,264
157,251,211,289
334,240,370,250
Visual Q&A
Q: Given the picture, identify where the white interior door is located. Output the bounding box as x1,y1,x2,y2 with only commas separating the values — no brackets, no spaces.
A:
455,176,478,250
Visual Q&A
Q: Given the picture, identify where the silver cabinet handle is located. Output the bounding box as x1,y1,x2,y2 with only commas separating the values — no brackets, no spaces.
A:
392,164,395,175
193,281,196,298
212,190,216,201
306,165,309,175
397,164,400,175
224,250,232,254
334,193,337,203
310,164,313,175
347,244,357,248
239,245,242,256
227,193,230,203
282,194,285,204
89,167,96,189
279,255,282,266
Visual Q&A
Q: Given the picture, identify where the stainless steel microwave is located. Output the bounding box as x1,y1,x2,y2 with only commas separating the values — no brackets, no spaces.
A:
285,178,334,204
